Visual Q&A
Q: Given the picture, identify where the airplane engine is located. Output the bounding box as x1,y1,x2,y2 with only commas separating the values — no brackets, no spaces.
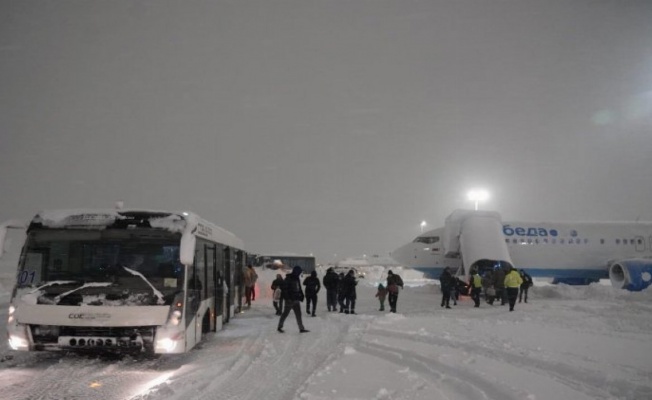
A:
609,259,652,291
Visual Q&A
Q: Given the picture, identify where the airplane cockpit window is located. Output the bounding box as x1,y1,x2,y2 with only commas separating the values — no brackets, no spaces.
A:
413,236,439,244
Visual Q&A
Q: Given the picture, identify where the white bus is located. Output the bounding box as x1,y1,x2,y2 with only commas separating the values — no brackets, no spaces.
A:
3,209,246,355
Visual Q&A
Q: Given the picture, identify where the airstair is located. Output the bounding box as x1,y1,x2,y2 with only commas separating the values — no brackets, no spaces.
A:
442,210,513,278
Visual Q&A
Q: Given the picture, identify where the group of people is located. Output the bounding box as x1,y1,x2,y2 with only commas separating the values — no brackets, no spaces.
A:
250,263,531,334
439,265,533,312
273,266,406,333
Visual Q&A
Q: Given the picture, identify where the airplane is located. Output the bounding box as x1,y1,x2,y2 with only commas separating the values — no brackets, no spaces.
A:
391,209,652,291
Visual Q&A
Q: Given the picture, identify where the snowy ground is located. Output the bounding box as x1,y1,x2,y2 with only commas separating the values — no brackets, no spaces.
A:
0,266,651,400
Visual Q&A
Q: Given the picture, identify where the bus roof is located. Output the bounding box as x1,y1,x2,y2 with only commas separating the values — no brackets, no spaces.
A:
29,209,244,250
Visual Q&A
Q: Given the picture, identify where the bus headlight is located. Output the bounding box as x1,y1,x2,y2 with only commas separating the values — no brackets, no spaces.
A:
170,310,182,326
8,335,29,350
7,305,15,324
156,338,178,353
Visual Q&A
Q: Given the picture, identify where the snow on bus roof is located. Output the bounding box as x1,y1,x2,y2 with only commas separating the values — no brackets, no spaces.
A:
32,209,244,250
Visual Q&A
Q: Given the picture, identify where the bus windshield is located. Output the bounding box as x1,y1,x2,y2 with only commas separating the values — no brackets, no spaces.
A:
16,228,184,305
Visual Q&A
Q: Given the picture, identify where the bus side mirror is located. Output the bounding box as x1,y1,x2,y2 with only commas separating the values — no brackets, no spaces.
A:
0,220,26,259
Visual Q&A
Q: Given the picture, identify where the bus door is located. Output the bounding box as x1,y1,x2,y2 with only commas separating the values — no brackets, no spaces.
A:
222,247,231,323
205,244,216,332
215,244,225,326
219,247,232,322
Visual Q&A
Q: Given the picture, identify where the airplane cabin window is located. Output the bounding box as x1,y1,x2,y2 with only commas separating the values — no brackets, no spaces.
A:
616,239,620,244
414,236,439,244
600,239,605,244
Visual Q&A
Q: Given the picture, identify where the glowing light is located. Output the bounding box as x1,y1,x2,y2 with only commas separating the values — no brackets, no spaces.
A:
420,221,427,233
467,189,490,211
8,335,28,350
156,338,178,352
89,382,103,388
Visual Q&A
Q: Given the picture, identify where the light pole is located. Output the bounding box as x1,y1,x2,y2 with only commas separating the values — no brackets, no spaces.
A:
420,220,427,233
467,189,490,211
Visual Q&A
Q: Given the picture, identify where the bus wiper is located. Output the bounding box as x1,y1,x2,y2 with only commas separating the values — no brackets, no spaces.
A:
28,280,79,294
122,266,165,305
53,282,113,304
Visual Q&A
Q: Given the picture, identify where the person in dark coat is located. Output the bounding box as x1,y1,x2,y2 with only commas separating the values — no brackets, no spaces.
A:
386,270,404,313
439,267,455,309
518,269,533,303
337,272,346,312
342,269,358,314
277,266,309,333
322,267,339,312
303,270,321,316
492,266,507,306
271,273,285,315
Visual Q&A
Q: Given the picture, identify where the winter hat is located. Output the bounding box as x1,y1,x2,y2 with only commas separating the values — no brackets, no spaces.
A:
292,266,302,275
310,270,317,277
387,270,393,275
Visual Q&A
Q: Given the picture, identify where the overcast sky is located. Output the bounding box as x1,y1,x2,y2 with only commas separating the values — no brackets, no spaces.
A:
1,0,651,263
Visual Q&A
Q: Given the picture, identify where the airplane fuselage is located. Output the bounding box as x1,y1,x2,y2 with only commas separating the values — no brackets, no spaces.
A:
393,221,652,283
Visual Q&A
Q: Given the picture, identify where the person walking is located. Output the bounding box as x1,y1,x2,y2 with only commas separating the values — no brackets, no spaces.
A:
278,266,309,333
271,273,285,315
493,266,506,306
243,264,258,308
439,267,455,309
386,270,404,313
519,269,533,303
504,266,524,312
375,283,387,311
337,272,346,313
469,270,483,308
342,269,358,314
303,270,321,317
322,267,339,312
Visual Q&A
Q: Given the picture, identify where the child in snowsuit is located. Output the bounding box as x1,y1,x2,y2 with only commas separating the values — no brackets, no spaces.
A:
375,283,387,311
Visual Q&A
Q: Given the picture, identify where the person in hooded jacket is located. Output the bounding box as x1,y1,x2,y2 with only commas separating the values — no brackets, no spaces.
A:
439,267,455,309
342,269,358,314
303,270,321,317
322,267,339,312
277,266,309,333
492,266,507,306
386,270,404,313
271,273,285,315
519,269,533,303
337,272,346,312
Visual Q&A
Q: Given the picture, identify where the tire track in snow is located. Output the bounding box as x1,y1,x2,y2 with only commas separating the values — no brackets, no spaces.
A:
366,327,652,400
193,314,350,400
356,338,520,400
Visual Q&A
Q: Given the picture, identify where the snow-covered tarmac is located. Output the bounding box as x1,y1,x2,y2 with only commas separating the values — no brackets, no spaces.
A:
0,266,651,400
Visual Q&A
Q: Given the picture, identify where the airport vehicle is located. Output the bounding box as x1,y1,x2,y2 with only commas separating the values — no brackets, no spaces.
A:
254,254,316,273
392,210,652,291
1,209,246,354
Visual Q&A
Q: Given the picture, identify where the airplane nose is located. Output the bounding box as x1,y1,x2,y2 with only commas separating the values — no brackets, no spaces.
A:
391,243,412,266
